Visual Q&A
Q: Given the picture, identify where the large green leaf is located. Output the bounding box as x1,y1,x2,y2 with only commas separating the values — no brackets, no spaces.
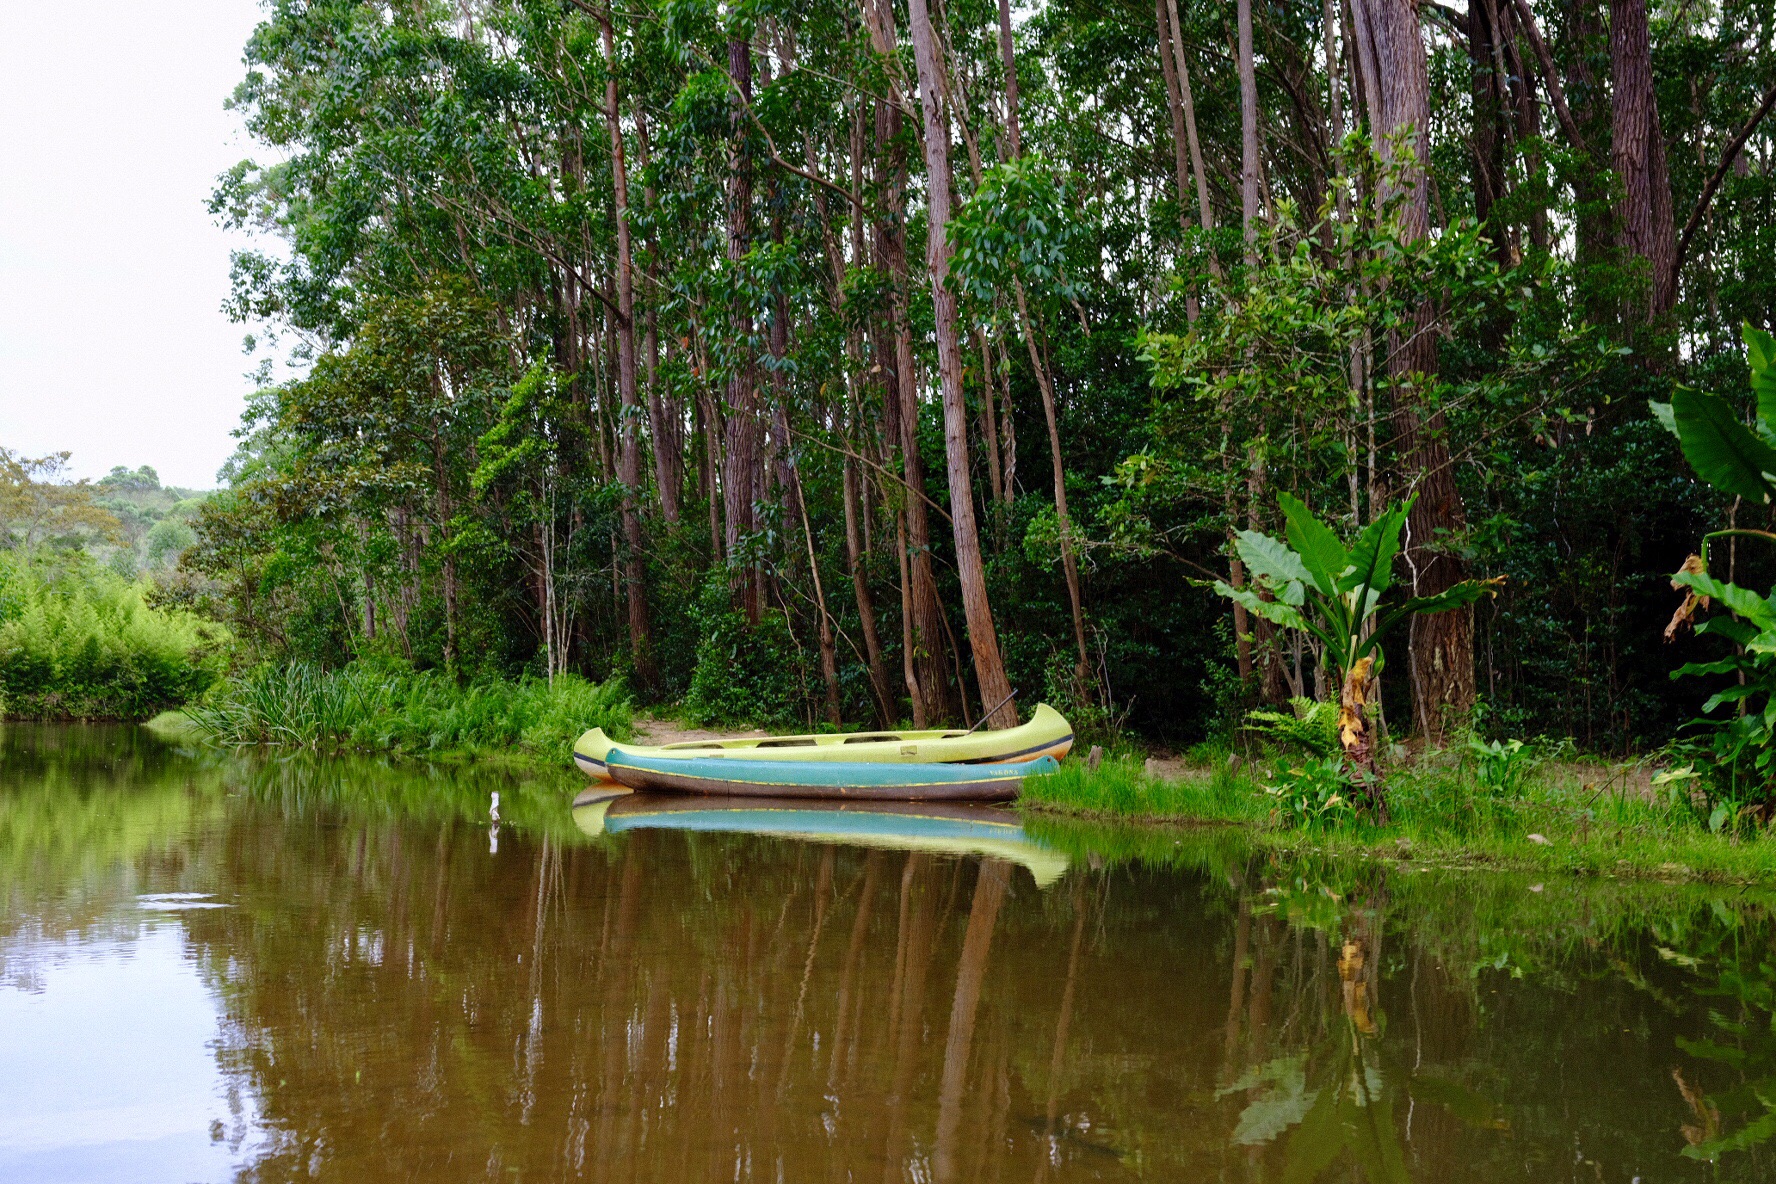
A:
1234,530,1311,601
1671,386,1776,503
1396,578,1502,617
1364,578,1502,655
1648,399,1678,437
1213,581,1309,632
1747,322,1776,428
1278,491,1348,594
1673,569,1776,625
1341,500,1409,601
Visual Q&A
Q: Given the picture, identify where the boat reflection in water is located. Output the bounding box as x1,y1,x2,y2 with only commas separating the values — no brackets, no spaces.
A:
574,790,1069,887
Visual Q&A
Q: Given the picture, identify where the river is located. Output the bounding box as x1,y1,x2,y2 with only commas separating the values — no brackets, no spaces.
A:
2,722,1773,1181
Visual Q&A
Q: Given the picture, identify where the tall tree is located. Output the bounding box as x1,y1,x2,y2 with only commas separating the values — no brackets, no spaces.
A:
1351,0,1474,738
906,0,1018,728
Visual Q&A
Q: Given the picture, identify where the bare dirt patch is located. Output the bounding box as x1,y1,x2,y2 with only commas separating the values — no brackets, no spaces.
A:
631,715,769,747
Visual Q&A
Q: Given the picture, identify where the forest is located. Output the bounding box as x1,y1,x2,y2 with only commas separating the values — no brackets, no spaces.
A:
25,0,1776,762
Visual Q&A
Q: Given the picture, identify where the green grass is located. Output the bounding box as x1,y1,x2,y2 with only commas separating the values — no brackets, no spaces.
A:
1022,752,1776,884
1021,755,1267,822
182,661,635,766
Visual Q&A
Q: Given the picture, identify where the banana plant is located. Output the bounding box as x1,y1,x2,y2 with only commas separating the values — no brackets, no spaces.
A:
1214,493,1500,813
1654,323,1776,812
1652,323,1776,513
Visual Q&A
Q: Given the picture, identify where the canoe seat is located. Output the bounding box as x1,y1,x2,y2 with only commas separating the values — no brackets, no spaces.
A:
844,734,901,743
757,738,818,748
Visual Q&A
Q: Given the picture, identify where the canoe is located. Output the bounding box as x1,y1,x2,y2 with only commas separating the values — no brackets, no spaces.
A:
573,702,1073,783
571,793,1069,887
603,749,1059,802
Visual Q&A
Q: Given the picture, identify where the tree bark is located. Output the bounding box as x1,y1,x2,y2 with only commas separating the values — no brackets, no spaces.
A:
1352,0,1473,740
907,0,1019,729
602,11,657,693
867,0,952,723
844,454,896,724
1609,0,1676,320
1236,0,1262,260
724,35,761,622
1156,0,1195,228
634,107,681,526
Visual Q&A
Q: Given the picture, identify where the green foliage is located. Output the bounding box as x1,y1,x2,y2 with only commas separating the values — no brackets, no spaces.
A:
1661,326,1776,814
0,554,226,720
1245,697,1341,758
1467,735,1538,799
1263,755,1361,829
1216,493,1498,689
184,661,633,765
683,574,803,728
1021,755,1262,820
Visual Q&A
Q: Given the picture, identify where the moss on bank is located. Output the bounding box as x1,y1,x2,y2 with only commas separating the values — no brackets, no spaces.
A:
1021,754,1776,885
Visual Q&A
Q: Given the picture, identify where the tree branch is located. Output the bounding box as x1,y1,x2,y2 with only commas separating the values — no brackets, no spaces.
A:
1673,79,1776,283
1507,0,1591,158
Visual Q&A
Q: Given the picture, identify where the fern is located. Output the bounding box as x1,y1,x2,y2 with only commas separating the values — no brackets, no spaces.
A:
1244,697,1341,758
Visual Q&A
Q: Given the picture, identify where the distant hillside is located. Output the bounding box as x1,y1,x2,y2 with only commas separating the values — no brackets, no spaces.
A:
91,466,209,575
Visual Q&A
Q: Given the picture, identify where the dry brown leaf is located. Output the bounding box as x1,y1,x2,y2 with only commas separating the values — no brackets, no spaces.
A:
1665,554,1710,642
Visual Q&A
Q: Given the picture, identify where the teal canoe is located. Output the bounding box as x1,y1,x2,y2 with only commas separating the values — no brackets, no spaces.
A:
573,794,1069,887
604,749,1058,802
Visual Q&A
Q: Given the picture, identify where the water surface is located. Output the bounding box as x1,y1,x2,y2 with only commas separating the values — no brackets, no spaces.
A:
4,723,1776,1181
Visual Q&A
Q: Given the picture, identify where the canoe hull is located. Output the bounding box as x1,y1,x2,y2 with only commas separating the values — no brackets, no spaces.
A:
574,703,1073,783
575,795,1069,887
605,752,1056,802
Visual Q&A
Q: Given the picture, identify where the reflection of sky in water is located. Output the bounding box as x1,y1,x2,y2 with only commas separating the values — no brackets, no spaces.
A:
0,922,256,1183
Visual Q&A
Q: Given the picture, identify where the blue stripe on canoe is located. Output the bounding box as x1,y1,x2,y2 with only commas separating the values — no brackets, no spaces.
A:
606,751,1057,787
606,809,1030,845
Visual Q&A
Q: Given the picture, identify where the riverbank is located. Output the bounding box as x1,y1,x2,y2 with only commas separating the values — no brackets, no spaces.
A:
1020,754,1776,884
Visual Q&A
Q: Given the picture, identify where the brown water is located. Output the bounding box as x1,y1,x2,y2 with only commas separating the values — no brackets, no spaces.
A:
5,724,1776,1182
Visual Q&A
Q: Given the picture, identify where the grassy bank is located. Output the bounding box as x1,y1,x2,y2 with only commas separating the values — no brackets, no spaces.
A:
178,662,634,767
1022,753,1776,884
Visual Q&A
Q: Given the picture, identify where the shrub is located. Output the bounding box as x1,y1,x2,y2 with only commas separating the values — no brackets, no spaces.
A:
1468,735,1538,799
684,573,803,728
1264,755,1361,829
0,554,225,719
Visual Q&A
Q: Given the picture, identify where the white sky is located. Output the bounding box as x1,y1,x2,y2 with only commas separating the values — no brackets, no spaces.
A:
0,0,270,490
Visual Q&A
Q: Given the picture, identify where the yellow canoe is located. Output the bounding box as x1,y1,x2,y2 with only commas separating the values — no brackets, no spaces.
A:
570,793,1071,888
572,702,1074,783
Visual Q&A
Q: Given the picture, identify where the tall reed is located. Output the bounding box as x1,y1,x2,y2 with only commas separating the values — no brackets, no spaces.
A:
184,662,634,764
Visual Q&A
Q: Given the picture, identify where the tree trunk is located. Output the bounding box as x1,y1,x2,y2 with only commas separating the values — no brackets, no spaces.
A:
994,0,1021,158
634,107,681,526
1467,0,1509,259
996,6,1090,699
1237,0,1262,260
866,0,952,724
844,454,896,724
792,462,844,725
1352,0,1473,741
895,510,927,727
1155,0,1195,229
724,35,761,622
603,12,657,693
907,0,1019,729
1609,0,1676,320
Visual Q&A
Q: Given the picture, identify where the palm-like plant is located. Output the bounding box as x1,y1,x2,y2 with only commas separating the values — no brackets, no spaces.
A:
1215,493,1500,815
1655,324,1776,813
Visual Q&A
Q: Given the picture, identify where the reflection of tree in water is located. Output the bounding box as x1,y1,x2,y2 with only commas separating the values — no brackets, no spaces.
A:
21,729,1776,1181
1654,915,1776,1172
